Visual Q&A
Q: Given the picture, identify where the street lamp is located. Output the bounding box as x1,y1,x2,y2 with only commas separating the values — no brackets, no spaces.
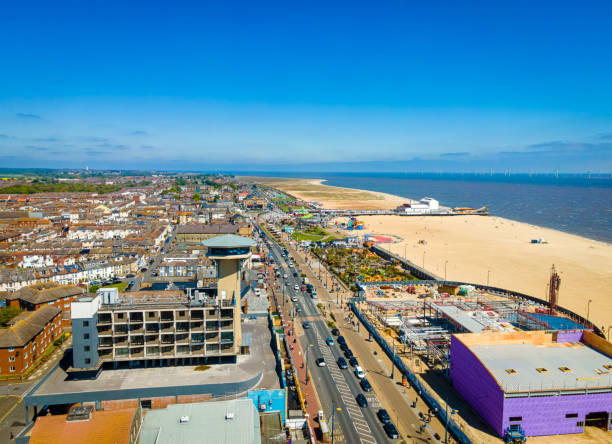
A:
586,299,593,321
330,404,341,444
391,337,396,380
487,270,491,286
444,260,448,281
422,251,426,268
608,325,612,340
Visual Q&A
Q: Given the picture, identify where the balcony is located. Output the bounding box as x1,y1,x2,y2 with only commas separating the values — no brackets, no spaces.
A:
97,325,113,336
129,324,144,334
220,309,233,320
145,324,160,334
145,335,159,345
161,334,175,345
205,332,219,342
219,320,233,330
220,343,234,354
115,348,129,359
205,343,219,354
114,325,128,335
160,311,174,322
190,321,204,331
191,344,204,354
175,333,189,344
129,335,144,346
98,349,112,360
176,345,190,356
146,346,160,357
175,322,189,332
206,308,218,318
205,321,218,332
191,333,205,344
161,346,174,357
98,313,112,324
98,338,113,348
190,310,204,321
130,347,145,358
160,322,174,333
114,336,128,347
129,313,143,323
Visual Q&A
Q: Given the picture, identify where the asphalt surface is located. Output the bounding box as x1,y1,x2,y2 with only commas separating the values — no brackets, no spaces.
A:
264,230,392,444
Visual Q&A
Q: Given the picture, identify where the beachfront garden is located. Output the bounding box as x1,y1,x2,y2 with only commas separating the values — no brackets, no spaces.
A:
289,225,344,242
311,246,415,289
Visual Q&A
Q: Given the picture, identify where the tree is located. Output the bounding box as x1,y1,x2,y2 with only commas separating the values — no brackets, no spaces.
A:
0,306,21,327
192,192,201,201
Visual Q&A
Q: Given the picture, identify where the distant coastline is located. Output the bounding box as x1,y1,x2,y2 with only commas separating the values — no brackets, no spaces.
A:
247,172,612,243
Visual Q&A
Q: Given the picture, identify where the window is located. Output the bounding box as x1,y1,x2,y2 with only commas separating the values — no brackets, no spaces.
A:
118,313,125,319
8,347,14,352
83,321,89,327
559,366,572,373
9,356,15,362
536,368,548,373
85,358,91,364
577,421,584,427
509,417,522,422
505,369,517,375
9,366,15,372
566,413,578,418
84,333,90,340
84,346,90,352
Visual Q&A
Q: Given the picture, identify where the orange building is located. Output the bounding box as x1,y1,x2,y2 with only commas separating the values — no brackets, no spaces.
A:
0,305,63,376
7,284,84,328
28,406,140,444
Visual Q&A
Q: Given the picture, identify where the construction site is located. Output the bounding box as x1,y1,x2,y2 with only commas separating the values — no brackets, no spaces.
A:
353,269,612,443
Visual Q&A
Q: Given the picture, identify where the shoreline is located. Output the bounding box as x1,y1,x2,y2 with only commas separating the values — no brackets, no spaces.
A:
248,176,612,331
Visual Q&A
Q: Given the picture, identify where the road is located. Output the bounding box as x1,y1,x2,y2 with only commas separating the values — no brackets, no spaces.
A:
124,231,174,292
264,229,392,444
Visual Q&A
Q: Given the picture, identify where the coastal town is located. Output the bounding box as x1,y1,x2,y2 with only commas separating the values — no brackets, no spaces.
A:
0,171,609,444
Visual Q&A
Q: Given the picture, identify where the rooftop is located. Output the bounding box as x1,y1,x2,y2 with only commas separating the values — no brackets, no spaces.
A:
202,234,256,248
456,330,612,393
28,408,137,444
139,399,261,444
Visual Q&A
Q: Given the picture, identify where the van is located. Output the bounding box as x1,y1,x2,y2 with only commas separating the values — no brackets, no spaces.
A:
311,291,317,299
354,366,366,379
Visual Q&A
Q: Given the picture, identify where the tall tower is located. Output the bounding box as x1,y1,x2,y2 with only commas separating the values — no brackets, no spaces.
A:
203,234,256,353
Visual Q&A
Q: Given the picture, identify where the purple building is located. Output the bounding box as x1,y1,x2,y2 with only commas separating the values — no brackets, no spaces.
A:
450,330,612,438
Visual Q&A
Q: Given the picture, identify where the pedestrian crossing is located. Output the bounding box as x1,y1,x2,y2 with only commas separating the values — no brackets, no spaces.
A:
315,329,379,444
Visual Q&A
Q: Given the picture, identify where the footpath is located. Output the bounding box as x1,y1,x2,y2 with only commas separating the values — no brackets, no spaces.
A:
286,238,452,443
264,261,324,442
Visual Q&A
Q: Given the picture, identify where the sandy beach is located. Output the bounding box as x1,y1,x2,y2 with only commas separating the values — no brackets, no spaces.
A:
251,177,612,332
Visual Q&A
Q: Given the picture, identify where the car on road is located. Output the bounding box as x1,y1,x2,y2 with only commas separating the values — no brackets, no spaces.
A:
291,296,298,302
301,285,307,291
377,409,391,424
303,321,310,329
360,378,372,392
349,356,359,367
325,337,334,346
331,328,340,336
294,284,299,290
383,421,400,439
151,272,158,277
296,305,302,312
354,366,366,379
316,358,326,367
289,263,294,268
140,267,148,272
126,274,135,278
356,393,368,408
337,357,348,369
293,272,298,277
286,282,291,286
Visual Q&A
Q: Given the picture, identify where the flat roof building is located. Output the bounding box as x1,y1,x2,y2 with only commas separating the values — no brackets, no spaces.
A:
138,398,261,444
450,330,612,439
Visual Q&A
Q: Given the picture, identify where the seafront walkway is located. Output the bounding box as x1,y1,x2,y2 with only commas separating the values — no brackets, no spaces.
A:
285,238,450,443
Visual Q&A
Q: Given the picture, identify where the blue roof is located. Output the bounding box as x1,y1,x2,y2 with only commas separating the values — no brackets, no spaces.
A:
202,234,256,248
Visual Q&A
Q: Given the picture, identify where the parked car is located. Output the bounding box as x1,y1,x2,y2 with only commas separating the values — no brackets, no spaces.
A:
356,393,368,407
349,356,359,367
126,274,135,278
337,336,346,345
344,349,354,359
360,378,372,392
303,321,310,329
301,285,307,291
383,422,399,439
325,337,334,346
340,343,349,352
337,357,348,369
354,366,366,379
294,284,299,290
316,358,326,367
377,409,391,424
296,306,302,313
331,328,340,336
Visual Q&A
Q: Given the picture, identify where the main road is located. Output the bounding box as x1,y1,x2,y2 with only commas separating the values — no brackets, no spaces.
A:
262,226,392,444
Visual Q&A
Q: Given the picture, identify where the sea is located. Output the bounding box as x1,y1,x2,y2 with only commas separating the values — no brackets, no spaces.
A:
238,172,612,243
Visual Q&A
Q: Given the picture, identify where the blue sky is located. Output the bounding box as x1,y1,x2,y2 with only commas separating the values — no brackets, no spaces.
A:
1,1,611,172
